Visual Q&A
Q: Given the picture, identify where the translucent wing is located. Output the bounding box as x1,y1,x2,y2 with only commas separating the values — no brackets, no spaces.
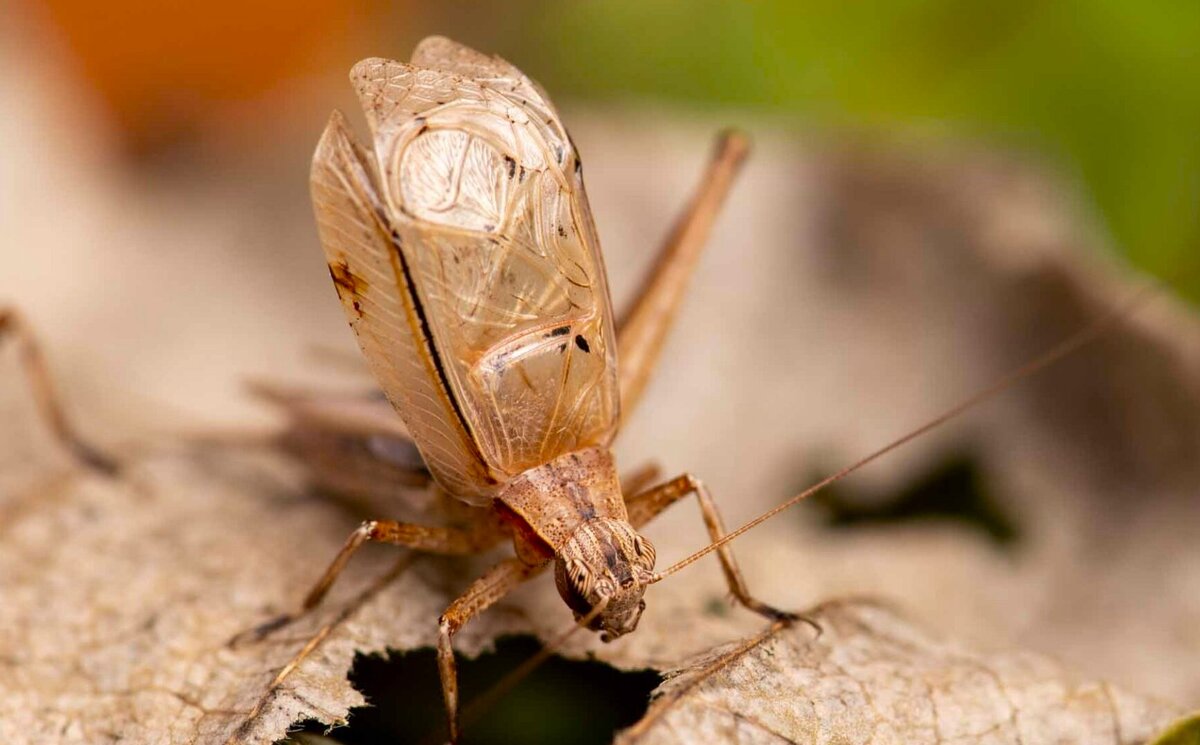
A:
311,109,496,500
311,38,619,502
409,36,553,110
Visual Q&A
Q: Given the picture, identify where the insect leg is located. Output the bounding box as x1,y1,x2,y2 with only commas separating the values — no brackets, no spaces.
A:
303,520,503,609
615,131,749,421
438,557,545,743
236,518,503,644
626,473,796,622
0,307,116,473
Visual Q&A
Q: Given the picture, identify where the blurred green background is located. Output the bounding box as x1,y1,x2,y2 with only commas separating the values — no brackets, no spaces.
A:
28,0,1200,297
502,0,1200,297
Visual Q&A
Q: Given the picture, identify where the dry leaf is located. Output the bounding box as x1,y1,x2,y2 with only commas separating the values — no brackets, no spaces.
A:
619,601,1180,745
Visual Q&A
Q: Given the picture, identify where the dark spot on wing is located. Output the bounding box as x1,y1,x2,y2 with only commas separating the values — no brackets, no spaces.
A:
574,335,590,353
504,155,516,179
518,166,528,183
548,326,570,338
351,300,363,316
558,342,567,354
329,260,366,297
557,224,568,238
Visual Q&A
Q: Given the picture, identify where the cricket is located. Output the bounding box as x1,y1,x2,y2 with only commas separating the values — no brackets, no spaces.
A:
240,36,1155,742
273,36,793,742
0,34,1161,745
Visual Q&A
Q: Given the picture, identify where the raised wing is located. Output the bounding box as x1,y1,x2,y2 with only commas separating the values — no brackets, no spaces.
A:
409,36,553,110
311,110,496,500
311,38,619,502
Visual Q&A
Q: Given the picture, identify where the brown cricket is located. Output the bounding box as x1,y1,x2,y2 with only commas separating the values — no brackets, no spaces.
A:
257,36,1151,741
285,36,793,741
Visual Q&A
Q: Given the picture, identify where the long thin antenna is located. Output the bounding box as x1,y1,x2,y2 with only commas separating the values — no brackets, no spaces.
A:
650,278,1161,584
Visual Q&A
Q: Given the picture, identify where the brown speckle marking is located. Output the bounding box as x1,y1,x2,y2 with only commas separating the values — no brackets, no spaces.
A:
329,260,366,298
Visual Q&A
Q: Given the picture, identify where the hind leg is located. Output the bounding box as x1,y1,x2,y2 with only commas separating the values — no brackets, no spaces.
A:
616,132,750,421
626,473,796,622
0,307,115,473
234,516,505,644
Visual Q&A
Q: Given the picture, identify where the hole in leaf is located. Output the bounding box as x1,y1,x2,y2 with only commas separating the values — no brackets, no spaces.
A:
285,635,659,745
807,452,1020,546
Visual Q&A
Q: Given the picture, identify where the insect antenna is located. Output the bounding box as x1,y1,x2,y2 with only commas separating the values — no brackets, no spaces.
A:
650,277,1163,585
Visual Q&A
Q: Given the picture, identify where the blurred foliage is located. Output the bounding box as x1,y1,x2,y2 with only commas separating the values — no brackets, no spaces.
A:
34,0,372,151
464,0,1200,297
30,0,1198,296
1150,713,1200,745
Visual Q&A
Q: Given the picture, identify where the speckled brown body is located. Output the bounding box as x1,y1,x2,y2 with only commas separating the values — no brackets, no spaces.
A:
496,446,627,564
495,446,656,638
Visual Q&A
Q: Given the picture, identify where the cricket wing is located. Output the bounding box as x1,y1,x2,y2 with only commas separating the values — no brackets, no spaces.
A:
347,42,621,482
410,35,553,111
310,110,497,502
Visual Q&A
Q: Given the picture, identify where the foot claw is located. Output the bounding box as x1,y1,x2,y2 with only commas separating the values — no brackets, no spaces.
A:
747,602,823,637
74,443,120,477
227,612,296,648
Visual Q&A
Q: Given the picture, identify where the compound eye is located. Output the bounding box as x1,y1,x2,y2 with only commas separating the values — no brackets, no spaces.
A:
633,536,656,566
567,559,592,595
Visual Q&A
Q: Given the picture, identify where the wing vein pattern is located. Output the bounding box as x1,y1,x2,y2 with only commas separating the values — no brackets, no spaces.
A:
311,36,619,503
